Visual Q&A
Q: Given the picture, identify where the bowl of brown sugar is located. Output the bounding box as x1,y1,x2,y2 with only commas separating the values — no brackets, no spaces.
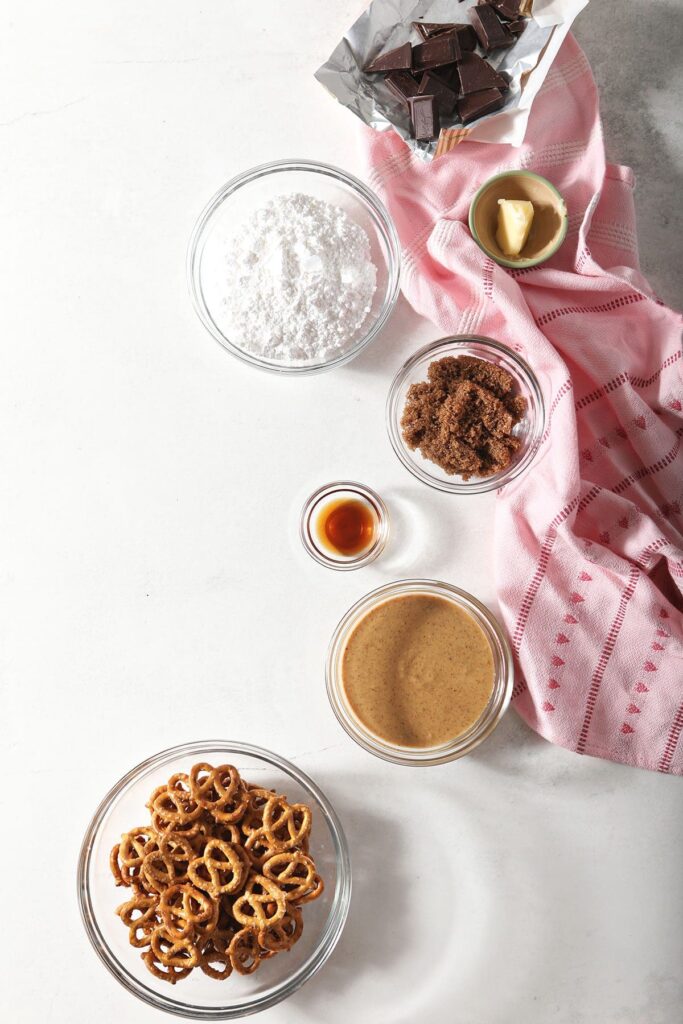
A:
386,336,545,494
326,580,513,766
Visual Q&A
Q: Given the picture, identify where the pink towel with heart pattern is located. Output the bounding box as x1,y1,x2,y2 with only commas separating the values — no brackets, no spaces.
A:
362,34,683,773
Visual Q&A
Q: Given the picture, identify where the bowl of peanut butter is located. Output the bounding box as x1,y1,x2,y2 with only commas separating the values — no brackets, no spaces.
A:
326,579,513,765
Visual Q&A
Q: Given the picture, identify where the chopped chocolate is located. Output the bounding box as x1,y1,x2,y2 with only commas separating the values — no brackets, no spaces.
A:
408,94,440,141
489,0,524,19
412,21,458,40
401,356,525,480
457,52,506,94
470,4,515,51
364,42,412,73
384,70,420,108
412,32,461,71
418,71,458,115
363,2,525,134
434,62,461,94
457,87,504,124
453,24,478,51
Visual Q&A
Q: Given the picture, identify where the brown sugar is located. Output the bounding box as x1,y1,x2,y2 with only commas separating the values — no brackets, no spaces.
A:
401,355,526,480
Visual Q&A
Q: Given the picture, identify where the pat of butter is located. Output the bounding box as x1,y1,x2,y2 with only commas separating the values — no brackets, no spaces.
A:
496,199,534,257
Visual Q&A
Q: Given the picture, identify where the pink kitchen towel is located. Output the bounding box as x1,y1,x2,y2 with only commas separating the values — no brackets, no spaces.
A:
362,34,683,773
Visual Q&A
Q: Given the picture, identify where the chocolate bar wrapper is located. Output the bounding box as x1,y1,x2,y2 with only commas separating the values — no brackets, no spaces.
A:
315,0,590,161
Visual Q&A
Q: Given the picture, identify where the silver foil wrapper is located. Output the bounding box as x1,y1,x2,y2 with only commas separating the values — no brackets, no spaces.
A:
315,0,588,160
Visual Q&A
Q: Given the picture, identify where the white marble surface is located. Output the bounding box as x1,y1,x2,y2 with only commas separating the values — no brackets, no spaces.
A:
1,2,681,1022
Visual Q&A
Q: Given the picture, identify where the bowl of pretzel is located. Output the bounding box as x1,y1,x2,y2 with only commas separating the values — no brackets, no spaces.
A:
77,740,351,1018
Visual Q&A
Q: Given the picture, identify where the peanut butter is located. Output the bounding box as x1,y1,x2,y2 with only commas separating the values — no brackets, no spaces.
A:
341,593,495,748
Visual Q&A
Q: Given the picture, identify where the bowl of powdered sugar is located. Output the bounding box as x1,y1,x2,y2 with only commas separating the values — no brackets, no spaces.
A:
187,160,401,374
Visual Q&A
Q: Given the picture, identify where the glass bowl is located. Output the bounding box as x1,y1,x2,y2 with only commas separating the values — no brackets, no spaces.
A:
77,740,351,1019
299,481,390,571
386,335,545,494
187,160,401,375
326,580,513,766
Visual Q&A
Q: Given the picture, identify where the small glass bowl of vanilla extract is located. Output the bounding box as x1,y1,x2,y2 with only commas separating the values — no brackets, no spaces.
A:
300,482,389,570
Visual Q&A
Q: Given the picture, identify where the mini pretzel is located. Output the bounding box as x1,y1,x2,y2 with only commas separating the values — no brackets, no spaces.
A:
232,874,287,929
189,763,249,824
141,947,193,985
258,906,303,953
243,827,279,868
151,807,206,841
262,851,324,904
188,839,248,897
200,937,233,980
110,827,159,887
141,833,195,892
151,776,202,828
116,893,161,948
209,821,241,846
262,798,312,848
228,927,261,975
240,787,279,837
159,883,217,941
150,925,201,970
113,761,323,986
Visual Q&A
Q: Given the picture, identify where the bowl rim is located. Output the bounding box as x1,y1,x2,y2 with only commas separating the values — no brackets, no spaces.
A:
186,158,402,376
468,169,569,269
386,335,546,494
77,739,352,1019
299,480,390,571
325,579,514,766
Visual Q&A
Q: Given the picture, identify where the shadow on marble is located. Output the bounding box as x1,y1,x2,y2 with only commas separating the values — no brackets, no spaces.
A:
372,484,462,577
471,703,637,792
574,0,683,308
342,291,435,381
289,799,409,1019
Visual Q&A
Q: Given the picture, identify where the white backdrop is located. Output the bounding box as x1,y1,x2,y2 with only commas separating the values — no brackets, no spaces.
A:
2,3,681,1022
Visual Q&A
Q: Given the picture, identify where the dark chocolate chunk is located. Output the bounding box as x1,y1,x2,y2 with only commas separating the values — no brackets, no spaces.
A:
412,32,461,71
458,52,506,95
495,70,512,91
418,71,458,116
385,70,420,109
506,18,527,35
434,62,461,93
413,24,479,52
457,87,504,124
453,24,478,51
488,0,523,19
470,5,515,51
408,94,441,141
364,42,412,73
412,21,458,40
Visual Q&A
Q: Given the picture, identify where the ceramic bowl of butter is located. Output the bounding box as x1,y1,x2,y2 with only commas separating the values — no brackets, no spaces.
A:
326,580,514,766
468,170,568,269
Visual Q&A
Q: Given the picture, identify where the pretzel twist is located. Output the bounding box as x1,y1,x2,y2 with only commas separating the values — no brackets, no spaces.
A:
111,761,323,987
188,839,248,898
262,851,324,904
232,874,287,929
159,883,217,941
228,927,261,975
189,763,249,824
116,893,161,948
258,906,303,953
150,925,201,970
200,937,233,980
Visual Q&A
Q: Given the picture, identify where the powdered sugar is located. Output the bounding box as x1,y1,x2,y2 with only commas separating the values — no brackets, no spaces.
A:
218,193,377,365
